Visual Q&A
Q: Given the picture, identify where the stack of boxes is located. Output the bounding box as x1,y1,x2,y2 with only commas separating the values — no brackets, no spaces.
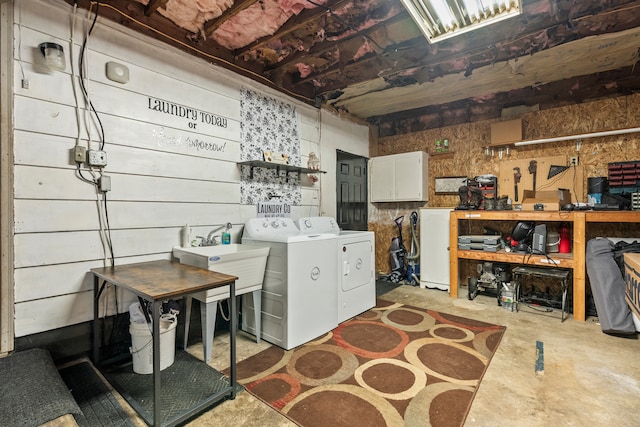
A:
458,235,500,252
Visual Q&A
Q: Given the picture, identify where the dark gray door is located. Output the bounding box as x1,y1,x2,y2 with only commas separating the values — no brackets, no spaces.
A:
336,150,368,231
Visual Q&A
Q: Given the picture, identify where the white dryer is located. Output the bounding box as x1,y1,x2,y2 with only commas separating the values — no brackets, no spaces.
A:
241,217,338,350
298,217,375,323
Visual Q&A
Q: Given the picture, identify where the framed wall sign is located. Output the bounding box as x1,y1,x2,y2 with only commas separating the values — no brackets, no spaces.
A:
435,176,468,194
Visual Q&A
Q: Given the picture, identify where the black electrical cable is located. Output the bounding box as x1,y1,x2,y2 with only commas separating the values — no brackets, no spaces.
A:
102,192,115,267
76,163,96,185
524,303,553,313
78,3,106,149
523,247,559,267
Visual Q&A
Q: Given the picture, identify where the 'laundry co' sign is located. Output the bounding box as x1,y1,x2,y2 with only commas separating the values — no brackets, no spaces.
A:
257,201,291,218
148,96,228,130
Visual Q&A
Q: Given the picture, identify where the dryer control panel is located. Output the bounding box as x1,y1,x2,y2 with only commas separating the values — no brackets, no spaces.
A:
297,216,340,235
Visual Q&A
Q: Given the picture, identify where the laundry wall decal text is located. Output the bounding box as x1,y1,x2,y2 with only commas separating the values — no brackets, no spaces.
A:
148,96,228,130
153,127,228,153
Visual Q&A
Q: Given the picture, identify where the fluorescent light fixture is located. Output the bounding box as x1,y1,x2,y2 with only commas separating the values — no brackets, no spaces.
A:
400,0,523,43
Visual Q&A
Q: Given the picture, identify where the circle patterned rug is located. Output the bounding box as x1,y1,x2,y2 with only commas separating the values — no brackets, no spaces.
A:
232,299,506,427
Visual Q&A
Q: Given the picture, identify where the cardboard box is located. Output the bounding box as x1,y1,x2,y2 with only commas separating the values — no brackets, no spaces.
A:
624,253,640,320
521,189,572,211
490,119,522,145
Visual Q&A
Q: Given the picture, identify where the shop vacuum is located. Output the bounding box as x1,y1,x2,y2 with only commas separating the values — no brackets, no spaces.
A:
385,212,420,285
387,216,406,283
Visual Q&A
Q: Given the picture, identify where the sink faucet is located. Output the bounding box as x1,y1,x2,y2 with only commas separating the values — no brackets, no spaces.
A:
200,222,232,246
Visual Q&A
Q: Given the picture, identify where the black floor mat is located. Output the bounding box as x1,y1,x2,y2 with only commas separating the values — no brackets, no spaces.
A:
59,361,135,427
103,350,239,426
376,278,403,296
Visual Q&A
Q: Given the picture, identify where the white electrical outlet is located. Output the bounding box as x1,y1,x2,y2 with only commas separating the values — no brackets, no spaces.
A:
570,156,579,166
87,150,108,167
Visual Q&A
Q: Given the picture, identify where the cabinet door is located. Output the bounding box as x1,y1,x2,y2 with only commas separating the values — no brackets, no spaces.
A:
369,156,395,201
419,208,451,290
395,153,425,201
370,151,428,202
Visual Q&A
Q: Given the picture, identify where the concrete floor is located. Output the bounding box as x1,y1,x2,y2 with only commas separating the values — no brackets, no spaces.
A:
182,286,640,426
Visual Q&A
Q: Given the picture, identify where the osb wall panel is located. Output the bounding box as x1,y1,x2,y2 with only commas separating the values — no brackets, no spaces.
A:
371,93,640,275
497,156,584,203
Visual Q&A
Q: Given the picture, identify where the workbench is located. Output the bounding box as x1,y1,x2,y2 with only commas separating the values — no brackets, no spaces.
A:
91,260,238,427
449,210,640,321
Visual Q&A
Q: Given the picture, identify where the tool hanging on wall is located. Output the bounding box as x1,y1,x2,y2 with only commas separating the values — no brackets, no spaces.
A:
513,167,522,201
548,164,569,179
529,160,538,191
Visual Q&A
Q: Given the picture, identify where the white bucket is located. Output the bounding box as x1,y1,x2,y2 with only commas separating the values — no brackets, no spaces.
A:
546,231,560,253
129,314,177,374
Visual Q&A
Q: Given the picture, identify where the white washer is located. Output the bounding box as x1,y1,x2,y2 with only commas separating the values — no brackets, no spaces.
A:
241,217,338,350
298,217,375,323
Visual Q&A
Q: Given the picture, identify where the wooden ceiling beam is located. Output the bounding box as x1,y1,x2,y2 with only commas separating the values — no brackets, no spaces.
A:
310,0,640,97
62,0,263,73
374,66,640,137
265,10,411,73
144,0,169,17
234,0,352,58
203,0,259,37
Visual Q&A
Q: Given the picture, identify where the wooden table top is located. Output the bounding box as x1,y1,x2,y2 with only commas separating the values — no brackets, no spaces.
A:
91,260,238,301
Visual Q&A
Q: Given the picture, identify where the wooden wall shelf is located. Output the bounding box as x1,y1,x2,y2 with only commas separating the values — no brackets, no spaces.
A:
238,160,325,181
430,152,454,159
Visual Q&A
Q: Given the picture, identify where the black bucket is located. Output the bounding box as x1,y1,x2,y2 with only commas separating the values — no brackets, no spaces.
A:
587,177,608,194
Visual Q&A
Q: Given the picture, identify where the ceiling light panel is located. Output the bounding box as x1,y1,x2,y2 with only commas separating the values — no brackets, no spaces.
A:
400,0,522,43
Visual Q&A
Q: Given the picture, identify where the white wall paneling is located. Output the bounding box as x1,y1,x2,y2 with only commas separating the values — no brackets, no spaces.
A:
15,287,139,337
9,0,368,338
15,254,168,303
15,200,243,232
318,110,370,217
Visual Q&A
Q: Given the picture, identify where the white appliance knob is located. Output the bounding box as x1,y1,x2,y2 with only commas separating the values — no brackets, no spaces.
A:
262,222,269,228
271,221,279,228
304,219,312,228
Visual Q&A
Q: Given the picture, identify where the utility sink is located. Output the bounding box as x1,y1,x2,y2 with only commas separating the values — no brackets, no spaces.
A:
172,243,270,362
172,244,270,302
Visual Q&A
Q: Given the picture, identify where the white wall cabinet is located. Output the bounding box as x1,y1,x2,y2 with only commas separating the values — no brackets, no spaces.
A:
369,151,429,202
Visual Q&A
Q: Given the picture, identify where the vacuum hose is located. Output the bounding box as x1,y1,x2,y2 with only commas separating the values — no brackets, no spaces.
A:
406,211,420,262
405,211,420,285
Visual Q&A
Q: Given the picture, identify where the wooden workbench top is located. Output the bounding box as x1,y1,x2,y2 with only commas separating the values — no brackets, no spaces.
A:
91,260,238,301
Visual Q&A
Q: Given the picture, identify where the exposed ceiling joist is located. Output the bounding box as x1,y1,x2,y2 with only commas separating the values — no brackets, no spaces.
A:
64,0,640,137
204,0,258,37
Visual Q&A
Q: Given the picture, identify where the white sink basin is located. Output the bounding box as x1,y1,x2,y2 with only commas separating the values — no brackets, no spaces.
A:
172,244,270,302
